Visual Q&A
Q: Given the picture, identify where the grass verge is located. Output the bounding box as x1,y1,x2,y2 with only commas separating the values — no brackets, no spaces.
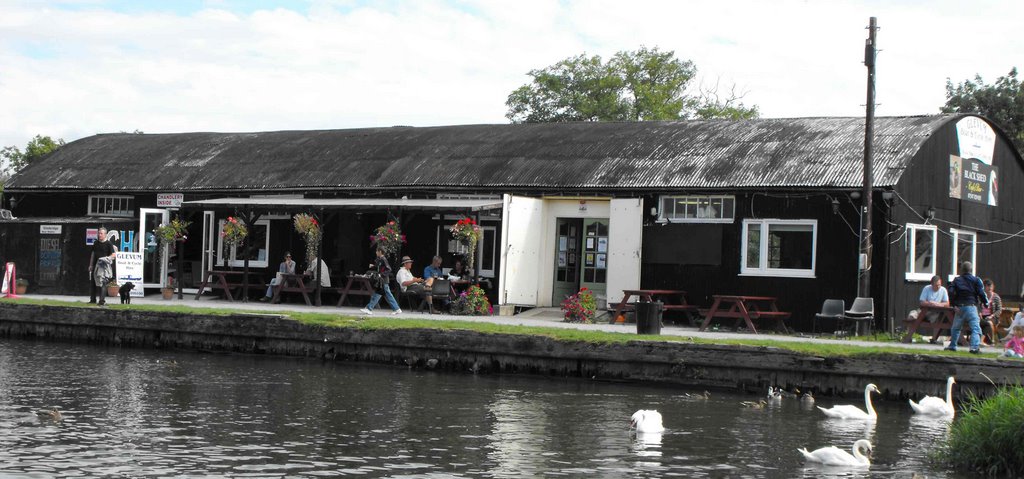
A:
0,297,991,359
937,385,1024,476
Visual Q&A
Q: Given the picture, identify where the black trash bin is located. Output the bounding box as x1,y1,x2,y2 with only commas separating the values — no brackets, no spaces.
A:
635,300,663,335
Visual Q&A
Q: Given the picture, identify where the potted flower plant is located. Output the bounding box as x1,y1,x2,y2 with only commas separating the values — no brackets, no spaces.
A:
106,279,120,298
561,287,596,323
162,276,175,300
15,278,28,295
450,285,492,316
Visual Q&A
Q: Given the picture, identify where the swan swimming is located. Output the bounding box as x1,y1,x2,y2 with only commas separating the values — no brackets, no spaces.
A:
818,384,880,421
767,387,783,401
909,376,955,417
798,439,872,467
630,410,665,433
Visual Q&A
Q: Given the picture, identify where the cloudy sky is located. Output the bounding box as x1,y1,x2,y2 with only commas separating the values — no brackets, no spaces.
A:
1,0,1022,150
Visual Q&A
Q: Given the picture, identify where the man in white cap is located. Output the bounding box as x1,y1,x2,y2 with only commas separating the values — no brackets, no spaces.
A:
396,256,431,309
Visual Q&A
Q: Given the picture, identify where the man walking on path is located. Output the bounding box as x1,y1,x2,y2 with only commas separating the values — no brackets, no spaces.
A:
87,227,116,306
945,261,989,354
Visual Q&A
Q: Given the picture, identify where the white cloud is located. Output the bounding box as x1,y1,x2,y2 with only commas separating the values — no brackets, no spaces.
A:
1,0,1022,149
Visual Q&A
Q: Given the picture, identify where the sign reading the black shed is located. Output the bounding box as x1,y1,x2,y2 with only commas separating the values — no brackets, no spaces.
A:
949,117,998,206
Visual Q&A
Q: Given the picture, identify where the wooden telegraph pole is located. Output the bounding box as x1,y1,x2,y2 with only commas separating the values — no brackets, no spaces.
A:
859,17,877,298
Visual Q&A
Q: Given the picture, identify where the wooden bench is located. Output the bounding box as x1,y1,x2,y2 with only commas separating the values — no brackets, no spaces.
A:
195,270,260,302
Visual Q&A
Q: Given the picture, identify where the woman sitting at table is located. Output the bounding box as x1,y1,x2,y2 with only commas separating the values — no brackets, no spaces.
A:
260,251,296,301
450,258,470,279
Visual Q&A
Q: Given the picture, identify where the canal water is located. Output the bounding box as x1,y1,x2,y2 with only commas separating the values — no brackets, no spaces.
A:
1,337,964,478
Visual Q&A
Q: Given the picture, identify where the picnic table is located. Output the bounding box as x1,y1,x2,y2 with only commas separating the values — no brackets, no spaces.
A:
194,270,257,302
335,275,376,307
270,273,315,305
902,304,956,344
610,289,698,324
698,295,791,334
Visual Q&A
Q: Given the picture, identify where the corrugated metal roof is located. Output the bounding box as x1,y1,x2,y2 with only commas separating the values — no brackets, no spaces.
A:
184,197,503,211
6,115,958,192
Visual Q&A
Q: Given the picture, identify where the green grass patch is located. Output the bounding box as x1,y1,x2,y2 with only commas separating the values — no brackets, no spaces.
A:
937,385,1024,476
0,297,986,358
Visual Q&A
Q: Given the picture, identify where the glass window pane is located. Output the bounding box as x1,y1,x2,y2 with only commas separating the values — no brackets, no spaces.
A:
662,197,675,219
697,198,711,218
746,223,761,269
709,198,723,219
957,232,974,270
914,229,934,274
676,198,690,218
767,224,814,270
483,229,496,270
722,197,735,219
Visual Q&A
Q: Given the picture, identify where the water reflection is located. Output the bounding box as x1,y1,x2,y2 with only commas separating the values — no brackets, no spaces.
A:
0,338,971,478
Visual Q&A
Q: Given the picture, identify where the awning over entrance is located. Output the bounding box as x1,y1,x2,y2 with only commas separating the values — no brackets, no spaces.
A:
183,197,503,212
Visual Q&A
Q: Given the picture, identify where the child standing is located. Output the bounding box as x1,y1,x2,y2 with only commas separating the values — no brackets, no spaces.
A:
1002,325,1024,358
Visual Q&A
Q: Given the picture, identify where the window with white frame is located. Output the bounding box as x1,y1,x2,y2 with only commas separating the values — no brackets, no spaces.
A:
88,195,134,217
950,228,977,280
905,224,937,281
217,219,270,268
741,219,817,278
659,195,735,223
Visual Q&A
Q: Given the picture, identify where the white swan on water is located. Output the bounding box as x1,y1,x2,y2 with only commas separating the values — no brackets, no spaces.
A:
798,439,872,467
818,384,880,421
630,410,664,433
909,376,955,417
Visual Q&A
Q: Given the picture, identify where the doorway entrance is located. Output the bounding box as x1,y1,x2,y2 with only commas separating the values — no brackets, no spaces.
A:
551,217,609,305
139,208,170,289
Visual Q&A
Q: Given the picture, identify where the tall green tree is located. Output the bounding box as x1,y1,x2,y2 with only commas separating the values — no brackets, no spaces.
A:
506,46,758,123
1,134,66,176
942,68,1024,152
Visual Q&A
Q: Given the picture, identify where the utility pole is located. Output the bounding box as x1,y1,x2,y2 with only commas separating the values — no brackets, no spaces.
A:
859,17,877,298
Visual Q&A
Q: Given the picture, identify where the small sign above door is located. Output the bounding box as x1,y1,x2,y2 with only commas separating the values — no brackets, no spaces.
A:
39,225,62,235
157,193,184,208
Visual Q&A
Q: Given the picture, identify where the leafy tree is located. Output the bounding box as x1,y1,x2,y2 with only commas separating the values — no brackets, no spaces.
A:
506,46,758,123
1,134,66,175
942,68,1024,152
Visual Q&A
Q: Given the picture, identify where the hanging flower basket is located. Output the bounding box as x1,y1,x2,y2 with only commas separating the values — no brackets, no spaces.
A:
293,213,322,260
449,217,481,267
153,217,191,255
221,216,248,246
561,287,596,323
370,220,406,257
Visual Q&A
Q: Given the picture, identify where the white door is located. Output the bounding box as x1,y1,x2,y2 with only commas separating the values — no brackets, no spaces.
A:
139,208,170,288
499,194,544,305
201,211,216,281
606,198,643,305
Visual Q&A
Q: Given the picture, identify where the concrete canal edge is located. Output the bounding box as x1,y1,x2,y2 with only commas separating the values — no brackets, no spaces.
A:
2,303,1021,400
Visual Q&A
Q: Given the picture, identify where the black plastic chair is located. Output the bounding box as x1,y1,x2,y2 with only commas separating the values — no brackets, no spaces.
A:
429,279,451,314
841,297,875,337
813,299,845,334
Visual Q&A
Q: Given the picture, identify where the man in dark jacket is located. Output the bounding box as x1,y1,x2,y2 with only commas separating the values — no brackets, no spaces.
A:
945,261,989,354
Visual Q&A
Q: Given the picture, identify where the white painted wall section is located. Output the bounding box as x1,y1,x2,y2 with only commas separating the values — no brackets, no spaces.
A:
606,198,643,305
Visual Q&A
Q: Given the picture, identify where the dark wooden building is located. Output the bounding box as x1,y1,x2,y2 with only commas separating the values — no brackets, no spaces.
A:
3,114,1021,332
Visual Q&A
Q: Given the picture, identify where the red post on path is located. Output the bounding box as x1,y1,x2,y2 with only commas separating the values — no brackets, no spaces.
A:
2,262,18,298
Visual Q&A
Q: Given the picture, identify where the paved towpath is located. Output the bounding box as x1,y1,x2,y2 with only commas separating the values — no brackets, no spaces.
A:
23,293,989,355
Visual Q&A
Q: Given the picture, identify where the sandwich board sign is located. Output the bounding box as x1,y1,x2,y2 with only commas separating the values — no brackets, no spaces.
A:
115,252,145,297
2,262,17,297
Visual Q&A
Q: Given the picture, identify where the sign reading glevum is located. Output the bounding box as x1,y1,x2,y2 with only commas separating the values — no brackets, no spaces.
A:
115,252,145,297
